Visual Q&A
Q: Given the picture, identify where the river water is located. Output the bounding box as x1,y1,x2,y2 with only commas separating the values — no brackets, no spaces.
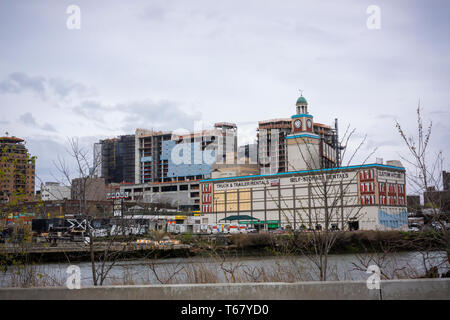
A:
1,251,448,287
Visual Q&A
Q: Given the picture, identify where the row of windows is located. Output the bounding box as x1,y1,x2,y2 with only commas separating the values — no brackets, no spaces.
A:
379,195,406,205
202,204,213,212
361,195,375,205
202,184,212,193
378,183,405,195
360,182,374,193
359,169,374,181
202,194,212,204
360,194,407,206
388,184,397,194
384,183,404,194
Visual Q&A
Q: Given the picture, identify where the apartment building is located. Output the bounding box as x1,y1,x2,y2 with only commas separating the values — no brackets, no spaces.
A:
0,136,35,203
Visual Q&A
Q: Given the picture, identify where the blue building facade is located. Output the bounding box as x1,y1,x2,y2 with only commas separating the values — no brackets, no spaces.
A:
161,140,215,179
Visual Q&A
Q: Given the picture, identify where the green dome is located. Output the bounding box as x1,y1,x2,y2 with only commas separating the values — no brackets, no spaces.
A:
296,96,307,104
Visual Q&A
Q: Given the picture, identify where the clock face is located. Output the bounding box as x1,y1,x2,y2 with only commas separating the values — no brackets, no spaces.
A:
294,119,302,129
307,119,312,129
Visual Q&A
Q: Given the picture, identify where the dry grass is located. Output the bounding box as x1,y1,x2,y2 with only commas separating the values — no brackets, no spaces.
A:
1,263,64,288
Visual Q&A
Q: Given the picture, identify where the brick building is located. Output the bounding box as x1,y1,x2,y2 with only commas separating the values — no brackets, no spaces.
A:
71,177,107,201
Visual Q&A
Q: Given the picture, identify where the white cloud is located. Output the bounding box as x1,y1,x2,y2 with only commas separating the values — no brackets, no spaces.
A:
0,0,449,183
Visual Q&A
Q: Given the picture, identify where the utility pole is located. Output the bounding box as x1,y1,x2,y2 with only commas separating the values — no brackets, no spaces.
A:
215,199,218,224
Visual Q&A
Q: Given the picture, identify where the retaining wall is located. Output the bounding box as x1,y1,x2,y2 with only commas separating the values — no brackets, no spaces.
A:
0,278,449,300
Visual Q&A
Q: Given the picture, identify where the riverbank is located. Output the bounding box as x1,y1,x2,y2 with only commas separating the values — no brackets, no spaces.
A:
0,230,447,264
0,243,193,264
1,251,448,288
189,230,447,256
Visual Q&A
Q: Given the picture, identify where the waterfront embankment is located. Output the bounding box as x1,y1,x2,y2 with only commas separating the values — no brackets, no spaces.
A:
0,278,449,300
0,230,447,264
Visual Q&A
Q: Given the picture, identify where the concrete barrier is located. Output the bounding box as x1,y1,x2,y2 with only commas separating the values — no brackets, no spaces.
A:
380,278,450,300
0,279,448,300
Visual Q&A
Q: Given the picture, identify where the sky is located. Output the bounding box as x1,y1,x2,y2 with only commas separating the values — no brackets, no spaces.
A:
0,0,449,188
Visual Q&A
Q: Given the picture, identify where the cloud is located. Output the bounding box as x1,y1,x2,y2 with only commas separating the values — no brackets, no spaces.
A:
139,3,168,21
19,112,57,132
48,77,95,99
0,72,94,101
119,99,202,132
0,72,47,100
19,112,37,126
24,137,71,186
1,0,449,180
429,109,449,116
26,135,104,187
72,100,107,120
41,123,57,132
72,98,202,133
375,114,398,120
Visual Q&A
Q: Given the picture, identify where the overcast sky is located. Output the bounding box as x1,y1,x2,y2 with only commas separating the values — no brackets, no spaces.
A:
0,0,449,187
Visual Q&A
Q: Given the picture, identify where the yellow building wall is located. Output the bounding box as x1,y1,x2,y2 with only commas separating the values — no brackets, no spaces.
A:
213,188,252,212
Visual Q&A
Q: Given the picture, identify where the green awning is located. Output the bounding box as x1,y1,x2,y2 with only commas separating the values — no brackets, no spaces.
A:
219,215,260,221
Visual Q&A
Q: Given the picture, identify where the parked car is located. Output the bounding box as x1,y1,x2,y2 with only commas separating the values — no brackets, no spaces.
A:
409,223,422,230
272,228,287,234
330,224,340,231
431,221,443,231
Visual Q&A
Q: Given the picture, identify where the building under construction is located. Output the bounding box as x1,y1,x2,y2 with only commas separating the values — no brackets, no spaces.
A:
94,135,135,184
135,129,174,184
135,123,238,184
257,118,291,174
0,136,35,203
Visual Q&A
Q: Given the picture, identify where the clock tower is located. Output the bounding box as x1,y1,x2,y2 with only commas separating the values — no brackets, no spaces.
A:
291,95,314,134
286,94,321,170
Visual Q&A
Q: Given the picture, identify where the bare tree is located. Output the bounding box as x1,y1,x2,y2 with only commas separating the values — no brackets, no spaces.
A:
53,137,138,285
396,103,450,272
265,125,376,281
147,258,185,284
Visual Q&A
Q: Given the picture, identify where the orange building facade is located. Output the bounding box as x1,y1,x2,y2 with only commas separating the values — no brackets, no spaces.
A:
0,136,35,203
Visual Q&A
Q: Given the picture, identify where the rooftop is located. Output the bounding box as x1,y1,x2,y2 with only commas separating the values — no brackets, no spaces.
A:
201,163,405,183
0,136,25,143
296,96,308,104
